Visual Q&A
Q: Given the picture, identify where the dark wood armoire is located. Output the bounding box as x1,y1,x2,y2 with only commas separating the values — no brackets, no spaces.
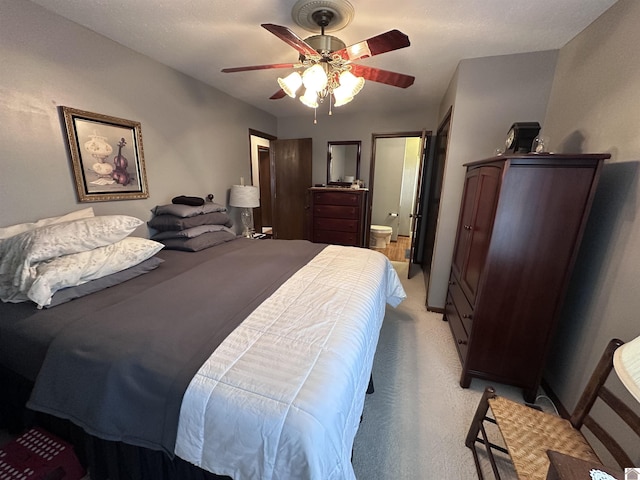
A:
444,153,609,401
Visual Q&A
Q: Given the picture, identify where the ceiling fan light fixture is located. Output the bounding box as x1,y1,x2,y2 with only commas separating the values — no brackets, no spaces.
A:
302,64,328,92
300,88,319,108
220,1,413,123
278,71,303,98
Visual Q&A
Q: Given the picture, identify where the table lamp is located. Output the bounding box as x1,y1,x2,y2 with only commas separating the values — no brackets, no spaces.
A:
229,184,260,238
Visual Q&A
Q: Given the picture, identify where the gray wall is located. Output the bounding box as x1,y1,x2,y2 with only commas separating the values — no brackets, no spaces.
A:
277,109,437,188
0,0,276,236
428,49,559,308
541,0,640,425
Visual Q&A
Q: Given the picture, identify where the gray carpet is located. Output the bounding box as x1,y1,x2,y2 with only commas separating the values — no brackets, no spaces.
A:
351,261,552,479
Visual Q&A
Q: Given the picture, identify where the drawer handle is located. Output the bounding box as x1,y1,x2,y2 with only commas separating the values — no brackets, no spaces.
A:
448,280,456,286
464,224,472,230
462,314,473,319
446,301,452,306
457,339,468,345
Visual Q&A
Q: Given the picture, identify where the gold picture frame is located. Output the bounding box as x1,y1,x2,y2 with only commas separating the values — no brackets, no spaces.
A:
61,106,149,202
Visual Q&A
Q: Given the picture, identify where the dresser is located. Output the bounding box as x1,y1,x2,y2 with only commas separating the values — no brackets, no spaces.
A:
309,187,368,247
444,153,609,402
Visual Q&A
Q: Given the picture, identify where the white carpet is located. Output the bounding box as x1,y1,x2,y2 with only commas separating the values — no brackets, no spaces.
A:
351,261,547,479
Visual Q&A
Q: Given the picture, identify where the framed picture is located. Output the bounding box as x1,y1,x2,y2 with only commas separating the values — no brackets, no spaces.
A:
61,106,149,202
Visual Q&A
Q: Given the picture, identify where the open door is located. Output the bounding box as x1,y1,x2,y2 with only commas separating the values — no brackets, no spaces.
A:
423,107,451,308
407,130,429,279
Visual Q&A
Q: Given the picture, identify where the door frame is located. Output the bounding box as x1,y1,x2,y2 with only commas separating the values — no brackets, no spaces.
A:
248,129,276,234
424,107,452,311
367,131,430,266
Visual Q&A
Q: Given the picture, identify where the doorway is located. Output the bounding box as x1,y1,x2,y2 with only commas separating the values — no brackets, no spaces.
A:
249,129,276,236
368,132,425,266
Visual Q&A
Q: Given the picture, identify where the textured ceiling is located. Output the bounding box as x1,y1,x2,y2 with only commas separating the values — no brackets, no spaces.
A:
29,0,619,118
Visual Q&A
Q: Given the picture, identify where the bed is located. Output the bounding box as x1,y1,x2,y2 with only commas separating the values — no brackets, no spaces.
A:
0,211,405,480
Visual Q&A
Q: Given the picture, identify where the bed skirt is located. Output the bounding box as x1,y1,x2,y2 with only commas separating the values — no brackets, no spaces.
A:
0,366,231,480
1,366,375,480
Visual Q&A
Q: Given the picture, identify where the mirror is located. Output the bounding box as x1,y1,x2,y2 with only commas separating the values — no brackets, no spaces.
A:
327,141,361,186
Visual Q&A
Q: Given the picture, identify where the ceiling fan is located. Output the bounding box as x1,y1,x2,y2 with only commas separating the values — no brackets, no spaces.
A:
221,0,414,119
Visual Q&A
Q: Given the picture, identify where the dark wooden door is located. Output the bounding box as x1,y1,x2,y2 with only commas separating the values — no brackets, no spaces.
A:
407,130,428,279
423,109,450,300
270,138,312,240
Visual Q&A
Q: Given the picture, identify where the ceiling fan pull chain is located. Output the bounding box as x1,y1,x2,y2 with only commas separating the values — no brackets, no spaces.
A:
313,107,318,124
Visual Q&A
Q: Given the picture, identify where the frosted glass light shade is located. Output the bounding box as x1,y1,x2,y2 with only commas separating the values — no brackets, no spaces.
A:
332,84,354,107
300,88,319,108
277,72,303,98
339,71,365,96
302,64,328,92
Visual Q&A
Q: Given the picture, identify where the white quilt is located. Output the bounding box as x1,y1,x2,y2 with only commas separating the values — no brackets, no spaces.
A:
176,245,406,480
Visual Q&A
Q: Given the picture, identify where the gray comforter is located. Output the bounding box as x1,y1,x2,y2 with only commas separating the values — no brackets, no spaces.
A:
0,238,325,455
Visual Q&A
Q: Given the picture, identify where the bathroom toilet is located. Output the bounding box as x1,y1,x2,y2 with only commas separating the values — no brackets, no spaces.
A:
370,225,393,249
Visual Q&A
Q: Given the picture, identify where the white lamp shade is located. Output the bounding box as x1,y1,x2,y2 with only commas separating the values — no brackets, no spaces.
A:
302,64,328,92
614,335,640,403
277,72,303,98
229,185,259,208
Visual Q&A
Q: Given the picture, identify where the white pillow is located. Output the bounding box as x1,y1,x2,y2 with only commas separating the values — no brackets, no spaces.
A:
0,215,143,298
27,237,164,308
0,207,94,240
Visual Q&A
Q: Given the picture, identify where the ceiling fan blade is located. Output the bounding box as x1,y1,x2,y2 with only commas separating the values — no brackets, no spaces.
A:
350,64,415,88
333,30,410,62
270,89,287,100
261,23,318,57
221,63,297,73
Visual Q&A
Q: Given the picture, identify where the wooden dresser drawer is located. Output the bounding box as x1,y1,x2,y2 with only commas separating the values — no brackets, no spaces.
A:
313,230,358,245
448,274,474,336
312,191,360,206
445,292,468,362
309,188,367,247
313,204,358,219
314,217,358,233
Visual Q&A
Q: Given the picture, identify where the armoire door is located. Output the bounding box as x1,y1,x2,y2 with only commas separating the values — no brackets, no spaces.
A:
452,165,501,304
270,138,312,240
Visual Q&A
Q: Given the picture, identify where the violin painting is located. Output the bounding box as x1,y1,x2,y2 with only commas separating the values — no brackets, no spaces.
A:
62,106,149,202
